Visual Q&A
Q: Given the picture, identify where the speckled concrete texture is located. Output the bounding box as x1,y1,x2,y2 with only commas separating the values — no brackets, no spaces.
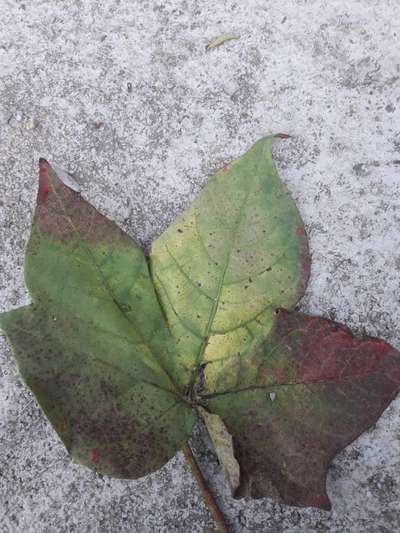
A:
0,1,399,532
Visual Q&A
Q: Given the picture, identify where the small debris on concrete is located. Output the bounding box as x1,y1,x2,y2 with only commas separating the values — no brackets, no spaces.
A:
206,33,240,51
52,165,81,192
25,117,38,130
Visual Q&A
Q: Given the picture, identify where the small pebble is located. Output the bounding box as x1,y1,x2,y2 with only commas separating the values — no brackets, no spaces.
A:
25,117,38,130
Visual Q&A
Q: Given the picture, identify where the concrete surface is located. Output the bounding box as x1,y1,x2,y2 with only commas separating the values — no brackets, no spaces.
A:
0,1,399,531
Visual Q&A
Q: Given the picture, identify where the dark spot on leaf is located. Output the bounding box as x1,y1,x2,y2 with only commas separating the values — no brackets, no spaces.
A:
113,300,132,313
90,449,100,463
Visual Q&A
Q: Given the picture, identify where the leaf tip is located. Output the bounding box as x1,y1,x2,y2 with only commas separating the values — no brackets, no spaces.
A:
318,494,332,512
38,158,52,204
274,133,292,139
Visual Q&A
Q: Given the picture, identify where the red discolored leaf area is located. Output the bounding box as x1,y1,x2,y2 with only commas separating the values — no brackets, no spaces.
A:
207,310,400,509
38,158,52,204
90,449,101,463
270,309,400,387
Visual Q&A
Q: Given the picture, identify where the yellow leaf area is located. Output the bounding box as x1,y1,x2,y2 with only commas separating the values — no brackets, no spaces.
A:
151,136,309,393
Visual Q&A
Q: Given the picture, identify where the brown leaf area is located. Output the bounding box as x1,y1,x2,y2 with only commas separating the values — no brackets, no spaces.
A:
35,159,132,245
209,310,400,509
2,306,190,479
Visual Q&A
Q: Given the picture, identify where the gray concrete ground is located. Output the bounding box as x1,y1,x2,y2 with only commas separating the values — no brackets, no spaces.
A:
1,1,399,531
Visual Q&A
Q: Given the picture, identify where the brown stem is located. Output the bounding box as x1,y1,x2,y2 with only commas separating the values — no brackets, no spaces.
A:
183,442,230,533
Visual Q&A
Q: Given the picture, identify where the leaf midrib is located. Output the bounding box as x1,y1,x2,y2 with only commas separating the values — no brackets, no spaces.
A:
191,170,256,377
202,371,389,400
45,175,178,393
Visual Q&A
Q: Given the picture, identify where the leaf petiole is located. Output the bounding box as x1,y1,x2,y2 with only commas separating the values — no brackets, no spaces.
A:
183,442,229,533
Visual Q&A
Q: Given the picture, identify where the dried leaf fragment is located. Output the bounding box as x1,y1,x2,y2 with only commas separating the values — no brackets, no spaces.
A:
198,407,240,495
206,33,240,51
51,164,81,192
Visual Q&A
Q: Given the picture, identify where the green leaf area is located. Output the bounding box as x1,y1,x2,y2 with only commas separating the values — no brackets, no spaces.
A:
1,138,399,509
